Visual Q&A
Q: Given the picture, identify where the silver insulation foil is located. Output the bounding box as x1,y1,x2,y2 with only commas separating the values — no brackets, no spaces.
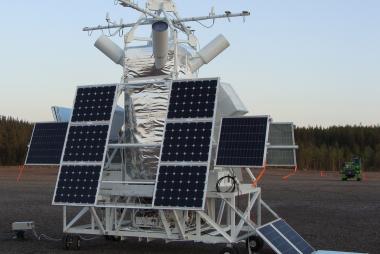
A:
123,45,193,179
124,82,169,180
124,45,193,79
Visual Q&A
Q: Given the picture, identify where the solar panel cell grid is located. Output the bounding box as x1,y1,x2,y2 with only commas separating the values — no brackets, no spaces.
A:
63,125,109,162
268,123,294,146
216,117,269,167
267,149,296,166
25,122,68,165
273,220,315,254
54,165,101,204
153,166,207,208
160,122,212,162
258,225,299,254
167,80,217,119
71,86,116,122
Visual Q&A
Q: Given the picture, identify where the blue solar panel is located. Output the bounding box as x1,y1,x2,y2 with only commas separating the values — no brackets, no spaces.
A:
54,165,101,204
71,85,116,122
25,122,68,165
273,220,315,254
53,84,118,206
167,79,217,119
153,78,218,209
63,125,109,162
153,165,207,209
216,116,269,167
258,224,299,254
160,122,212,162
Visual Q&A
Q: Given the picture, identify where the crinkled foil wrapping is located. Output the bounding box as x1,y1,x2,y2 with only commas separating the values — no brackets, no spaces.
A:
124,46,192,80
123,46,193,179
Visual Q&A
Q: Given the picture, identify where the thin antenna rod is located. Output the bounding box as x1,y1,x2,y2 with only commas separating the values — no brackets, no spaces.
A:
83,11,250,32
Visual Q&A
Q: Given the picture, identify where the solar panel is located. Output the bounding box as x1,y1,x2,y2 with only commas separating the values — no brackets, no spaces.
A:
273,220,315,254
71,86,116,122
153,165,207,208
267,149,296,166
268,123,294,146
258,224,299,254
54,165,101,204
153,78,219,210
53,84,118,206
215,116,270,167
62,125,109,162
160,122,212,162
267,123,297,167
167,79,217,119
257,219,315,254
25,122,68,165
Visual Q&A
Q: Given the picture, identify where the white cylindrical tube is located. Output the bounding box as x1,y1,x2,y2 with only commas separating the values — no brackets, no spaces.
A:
189,34,230,73
152,21,169,69
94,35,125,66
198,34,230,64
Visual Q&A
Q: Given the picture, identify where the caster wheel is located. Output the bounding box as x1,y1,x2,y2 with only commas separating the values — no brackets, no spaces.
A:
63,234,72,250
63,234,81,250
219,246,238,254
112,236,121,241
72,235,81,250
15,231,25,239
246,235,264,252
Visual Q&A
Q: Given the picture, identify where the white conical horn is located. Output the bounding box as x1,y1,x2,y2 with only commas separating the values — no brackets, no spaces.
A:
94,35,125,66
189,34,230,73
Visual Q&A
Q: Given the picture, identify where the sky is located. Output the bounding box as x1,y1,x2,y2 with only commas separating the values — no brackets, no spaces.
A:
0,0,379,127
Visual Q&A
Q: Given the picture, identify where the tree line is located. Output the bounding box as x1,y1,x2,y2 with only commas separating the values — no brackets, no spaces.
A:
0,116,33,165
0,116,379,171
295,126,380,171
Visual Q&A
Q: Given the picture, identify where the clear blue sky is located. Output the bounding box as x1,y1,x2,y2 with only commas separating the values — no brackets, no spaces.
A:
0,1,379,126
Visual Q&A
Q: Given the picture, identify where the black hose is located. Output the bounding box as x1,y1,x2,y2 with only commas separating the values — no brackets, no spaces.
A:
216,175,237,193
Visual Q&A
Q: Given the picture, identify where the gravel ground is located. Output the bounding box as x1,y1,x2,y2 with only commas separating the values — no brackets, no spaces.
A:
0,166,378,254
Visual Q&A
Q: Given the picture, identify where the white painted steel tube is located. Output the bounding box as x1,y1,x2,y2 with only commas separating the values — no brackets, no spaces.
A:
152,21,169,69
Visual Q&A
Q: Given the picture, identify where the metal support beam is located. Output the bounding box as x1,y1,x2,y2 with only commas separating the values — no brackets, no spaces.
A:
159,210,173,238
64,207,89,232
197,211,233,243
90,207,105,234
173,210,186,239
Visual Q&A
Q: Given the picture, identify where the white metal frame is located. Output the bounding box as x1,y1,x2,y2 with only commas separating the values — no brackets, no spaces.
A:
50,1,287,252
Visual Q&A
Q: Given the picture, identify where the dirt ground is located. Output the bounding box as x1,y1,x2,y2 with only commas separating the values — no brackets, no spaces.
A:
0,166,379,254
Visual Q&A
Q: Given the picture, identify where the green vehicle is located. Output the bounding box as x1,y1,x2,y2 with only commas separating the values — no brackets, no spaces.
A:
341,157,362,181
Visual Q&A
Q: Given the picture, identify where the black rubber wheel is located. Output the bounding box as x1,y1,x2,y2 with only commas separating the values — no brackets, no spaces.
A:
246,235,264,252
62,234,72,250
72,235,81,250
15,231,25,239
219,246,238,254
112,236,121,241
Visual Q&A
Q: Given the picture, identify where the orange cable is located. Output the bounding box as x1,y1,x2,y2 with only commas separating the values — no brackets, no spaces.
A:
252,161,267,187
16,165,25,182
282,165,297,180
